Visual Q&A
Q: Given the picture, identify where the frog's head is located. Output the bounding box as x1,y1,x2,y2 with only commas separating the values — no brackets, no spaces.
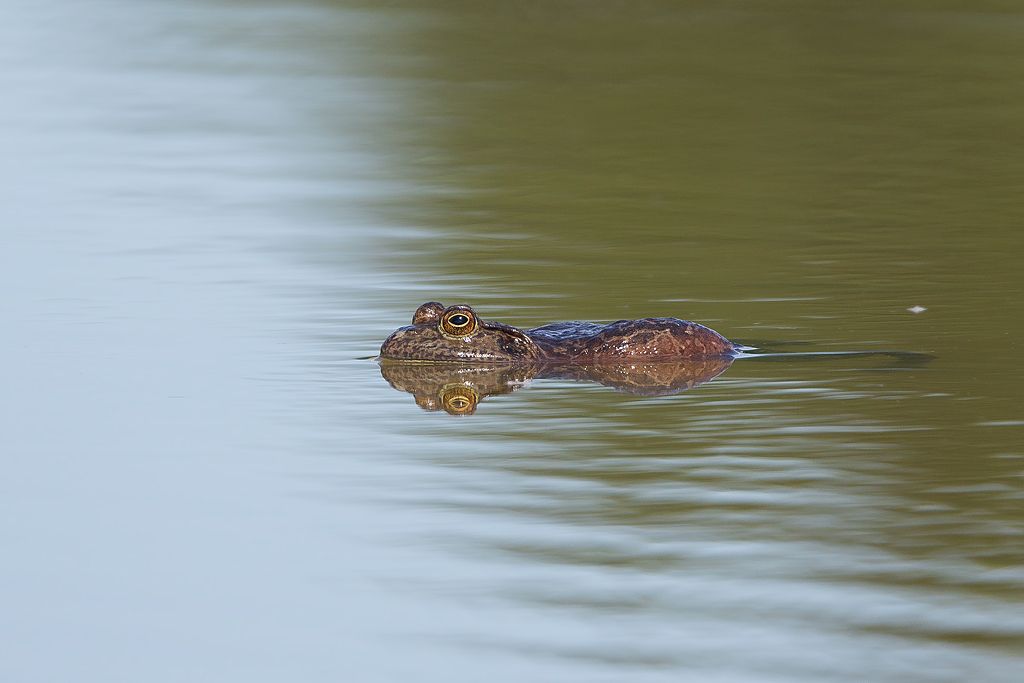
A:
380,302,543,363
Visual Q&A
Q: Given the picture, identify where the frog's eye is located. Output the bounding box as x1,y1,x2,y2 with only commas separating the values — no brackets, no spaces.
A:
446,395,472,412
439,307,478,337
412,301,444,325
441,386,479,415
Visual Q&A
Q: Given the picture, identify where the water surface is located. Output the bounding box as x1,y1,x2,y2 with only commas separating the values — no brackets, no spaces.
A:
3,1,1023,681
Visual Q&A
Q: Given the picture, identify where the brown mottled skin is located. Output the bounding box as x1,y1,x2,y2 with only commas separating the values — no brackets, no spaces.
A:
380,302,738,363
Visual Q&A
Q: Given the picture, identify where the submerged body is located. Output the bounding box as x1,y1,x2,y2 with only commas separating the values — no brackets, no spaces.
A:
380,302,738,363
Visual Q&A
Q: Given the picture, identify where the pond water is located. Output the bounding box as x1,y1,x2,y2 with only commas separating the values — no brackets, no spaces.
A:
3,1,1023,681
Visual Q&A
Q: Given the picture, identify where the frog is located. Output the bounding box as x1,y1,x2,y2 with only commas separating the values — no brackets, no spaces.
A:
379,301,738,363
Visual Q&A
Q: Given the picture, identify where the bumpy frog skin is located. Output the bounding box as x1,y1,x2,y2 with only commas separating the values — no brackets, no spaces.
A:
379,302,738,363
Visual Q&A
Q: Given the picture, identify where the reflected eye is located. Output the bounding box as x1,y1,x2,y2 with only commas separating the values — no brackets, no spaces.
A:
440,308,478,337
447,396,471,410
441,386,479,415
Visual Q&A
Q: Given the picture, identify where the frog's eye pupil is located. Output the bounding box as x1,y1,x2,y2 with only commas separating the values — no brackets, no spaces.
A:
440,309,477,337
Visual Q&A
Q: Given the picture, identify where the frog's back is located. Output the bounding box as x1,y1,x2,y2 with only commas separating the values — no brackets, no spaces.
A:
528,317,737,361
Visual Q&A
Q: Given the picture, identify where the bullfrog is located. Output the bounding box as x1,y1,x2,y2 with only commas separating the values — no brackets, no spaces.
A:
379,302,738,363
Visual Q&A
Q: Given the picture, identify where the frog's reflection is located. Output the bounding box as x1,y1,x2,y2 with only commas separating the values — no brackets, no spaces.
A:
379,358,734,415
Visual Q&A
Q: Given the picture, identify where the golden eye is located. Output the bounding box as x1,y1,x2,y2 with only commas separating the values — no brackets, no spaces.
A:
448,396,471,410
439,307,478,337
441,385,479,415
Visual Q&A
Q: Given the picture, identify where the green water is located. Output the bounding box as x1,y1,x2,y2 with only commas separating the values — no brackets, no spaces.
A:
3,1,1022,681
